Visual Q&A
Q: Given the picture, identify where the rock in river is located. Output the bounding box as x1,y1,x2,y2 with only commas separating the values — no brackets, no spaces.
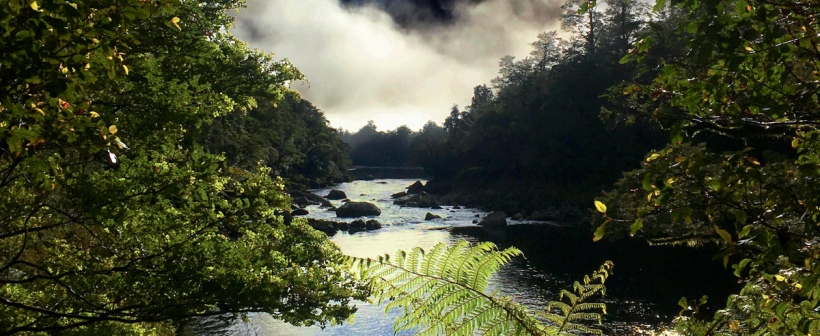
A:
306,219,338,236
393,192,437,208
326,189,347,200
336,201,381,218
425,212,442,221
479,212,507,227
291,208,309,216
365,220,382,230
407,180,425,194
349,219,366,233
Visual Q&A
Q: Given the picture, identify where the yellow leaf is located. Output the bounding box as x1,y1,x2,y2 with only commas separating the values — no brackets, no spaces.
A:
775,274,786,282
108,125,118,135
646,153,661,162
171,17,181,30
29,1,39,11
745,46,754,52
714,225,732,243
594,200,607,214
90,111,100,118
747,157,760,165
729,320,740,331
122,64,129,75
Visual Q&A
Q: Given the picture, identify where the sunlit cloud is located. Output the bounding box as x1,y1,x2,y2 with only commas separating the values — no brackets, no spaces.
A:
234,0,563,131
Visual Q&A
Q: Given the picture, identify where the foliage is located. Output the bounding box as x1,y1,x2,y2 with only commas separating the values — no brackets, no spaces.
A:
596,0,820,334
200,91,351,189
545,261,613,335
0,0,365,333
339,121,447,168
412,2,663,214
349,240,610,335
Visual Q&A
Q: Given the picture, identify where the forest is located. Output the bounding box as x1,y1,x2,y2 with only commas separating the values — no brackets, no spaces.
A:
2,0,820,335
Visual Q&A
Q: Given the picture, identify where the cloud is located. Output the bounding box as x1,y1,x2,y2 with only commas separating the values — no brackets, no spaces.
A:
233,0,564,131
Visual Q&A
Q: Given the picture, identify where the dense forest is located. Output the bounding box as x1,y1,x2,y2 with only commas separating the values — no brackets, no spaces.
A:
344,0,667,216
0,1,358,333
339,120,446,167
3,0,820,335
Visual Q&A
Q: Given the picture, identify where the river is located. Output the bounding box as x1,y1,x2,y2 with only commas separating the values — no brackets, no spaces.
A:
191,179,738,335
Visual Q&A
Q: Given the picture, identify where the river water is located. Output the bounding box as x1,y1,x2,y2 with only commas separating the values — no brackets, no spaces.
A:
200,179,737,335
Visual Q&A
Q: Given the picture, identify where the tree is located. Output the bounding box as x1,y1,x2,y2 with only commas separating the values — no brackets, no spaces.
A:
597,0,820,333
561,0,604,57
0,0,364,333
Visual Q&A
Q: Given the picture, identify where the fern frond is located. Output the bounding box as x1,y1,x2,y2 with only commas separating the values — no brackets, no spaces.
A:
545,261,614,335
347,244,614,336
347,240,547,336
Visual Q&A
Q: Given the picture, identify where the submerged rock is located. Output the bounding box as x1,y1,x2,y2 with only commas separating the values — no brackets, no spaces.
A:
291,208,309,216
336,201,381,218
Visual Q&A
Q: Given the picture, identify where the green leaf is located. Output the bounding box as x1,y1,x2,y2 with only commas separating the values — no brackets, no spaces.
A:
653,0,666,12
733,210,747,224
593,220,609,242
629,218,643,235
642,173,653,191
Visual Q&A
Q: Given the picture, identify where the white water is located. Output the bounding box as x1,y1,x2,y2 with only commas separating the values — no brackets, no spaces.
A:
202,179,667,335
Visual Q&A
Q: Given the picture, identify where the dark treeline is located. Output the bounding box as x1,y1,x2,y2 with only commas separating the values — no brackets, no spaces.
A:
200,91,351,189
347,0,667,216
424,0,671,215
339,120,447,167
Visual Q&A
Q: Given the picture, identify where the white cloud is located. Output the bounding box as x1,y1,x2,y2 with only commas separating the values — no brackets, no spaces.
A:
234,0,563,131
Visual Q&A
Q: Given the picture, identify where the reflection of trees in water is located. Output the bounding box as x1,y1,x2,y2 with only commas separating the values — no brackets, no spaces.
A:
452,224,740,325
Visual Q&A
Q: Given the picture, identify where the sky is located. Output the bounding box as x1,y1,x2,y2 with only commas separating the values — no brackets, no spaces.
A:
233,0,565,131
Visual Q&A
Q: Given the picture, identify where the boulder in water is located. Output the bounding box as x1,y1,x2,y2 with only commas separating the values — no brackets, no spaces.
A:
349,219,367,234
407,180,425,194
336,201,381,218
393,192,437,208
391,191,408,199
479,212,507,228
306,219,338,236
291,190,327,205
365,220,382,230
291,208,309,216
425,212,442,221
326,189,346,200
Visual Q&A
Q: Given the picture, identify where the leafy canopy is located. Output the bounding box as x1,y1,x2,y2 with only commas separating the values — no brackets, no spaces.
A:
597,0,820,334
0,0,365,334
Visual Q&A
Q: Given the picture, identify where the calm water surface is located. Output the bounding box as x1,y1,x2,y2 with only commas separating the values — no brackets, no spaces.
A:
204,179,735,335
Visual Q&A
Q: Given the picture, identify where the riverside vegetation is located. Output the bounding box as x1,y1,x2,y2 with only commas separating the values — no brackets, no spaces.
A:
2,0,819,335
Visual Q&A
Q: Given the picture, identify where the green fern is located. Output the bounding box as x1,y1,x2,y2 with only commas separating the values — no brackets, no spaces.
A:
544,260,613,335
348,240,612,336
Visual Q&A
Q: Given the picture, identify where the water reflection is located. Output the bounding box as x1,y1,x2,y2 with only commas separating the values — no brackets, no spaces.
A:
205,179,735,335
